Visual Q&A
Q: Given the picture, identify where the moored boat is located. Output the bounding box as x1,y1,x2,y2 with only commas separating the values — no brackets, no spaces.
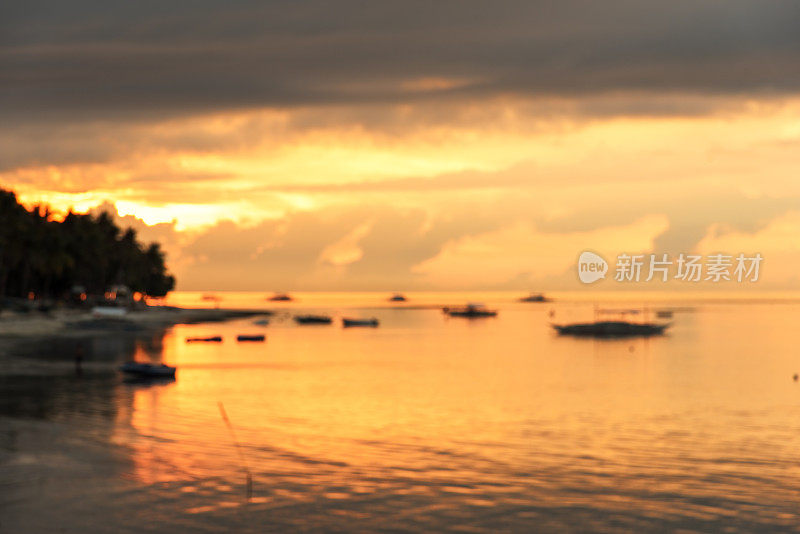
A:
237,334,266,342
120,362,176,378
342,317,379,327
519,293,550,302
186,336,223,343
552,321,669,338
444,303,498,318
294,314,333,325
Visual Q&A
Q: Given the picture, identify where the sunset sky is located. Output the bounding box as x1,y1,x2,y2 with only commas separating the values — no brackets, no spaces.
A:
3,1,800,290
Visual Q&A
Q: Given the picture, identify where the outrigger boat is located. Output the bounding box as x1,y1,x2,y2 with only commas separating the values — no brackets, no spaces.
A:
342,317,379,327
552,307,670,338
444,303,498,318
519,293,550,302
120,362,176,378
294,314,333,325
552,321,668,337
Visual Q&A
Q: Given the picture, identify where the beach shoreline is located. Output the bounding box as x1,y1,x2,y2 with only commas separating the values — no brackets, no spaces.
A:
0,306,266,376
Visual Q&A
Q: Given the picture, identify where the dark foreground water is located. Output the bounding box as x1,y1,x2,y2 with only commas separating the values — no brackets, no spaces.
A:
2,292,800,532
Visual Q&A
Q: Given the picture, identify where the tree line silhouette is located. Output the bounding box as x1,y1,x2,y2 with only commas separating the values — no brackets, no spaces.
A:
0,188,175,302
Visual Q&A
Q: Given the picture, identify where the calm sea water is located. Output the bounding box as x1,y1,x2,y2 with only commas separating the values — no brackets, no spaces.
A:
2,291,800,532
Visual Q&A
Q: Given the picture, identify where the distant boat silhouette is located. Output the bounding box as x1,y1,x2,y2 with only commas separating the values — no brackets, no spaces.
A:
388,293,407,302
120,362,176,378
122,375,175,386
552,321,669,338
267,293,293,301
343,317,379,327
294,314,332,325
444,303,498,318
186,336,223,343
519,293,550,302
237,334,265,342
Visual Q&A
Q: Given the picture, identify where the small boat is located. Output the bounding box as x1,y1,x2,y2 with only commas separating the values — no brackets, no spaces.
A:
267,293,293,301
123,375,175,386
237,334,265,342
294,314,333,325
253,318,270,326
91,306,128,318
186,336,223,343
388,293,407,302
656,310,674,319
343,318,379,327
519,293,550,302
445,303,498,318
552,321,669,338
120,362,176,378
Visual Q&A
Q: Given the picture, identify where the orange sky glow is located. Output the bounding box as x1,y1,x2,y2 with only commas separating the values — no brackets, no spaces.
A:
4,2,799,291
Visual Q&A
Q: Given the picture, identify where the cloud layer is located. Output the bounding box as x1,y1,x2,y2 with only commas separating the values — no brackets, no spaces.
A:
4,2,800,290
4,1,800,121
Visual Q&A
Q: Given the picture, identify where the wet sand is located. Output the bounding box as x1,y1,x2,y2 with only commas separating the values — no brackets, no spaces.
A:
0,306,264,336
0,306,263,376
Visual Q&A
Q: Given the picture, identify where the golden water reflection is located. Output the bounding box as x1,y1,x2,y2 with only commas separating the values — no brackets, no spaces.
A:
95,295,800,530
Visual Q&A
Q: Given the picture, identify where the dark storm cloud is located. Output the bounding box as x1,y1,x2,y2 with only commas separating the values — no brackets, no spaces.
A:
0,93,741,172
2,0,800,120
